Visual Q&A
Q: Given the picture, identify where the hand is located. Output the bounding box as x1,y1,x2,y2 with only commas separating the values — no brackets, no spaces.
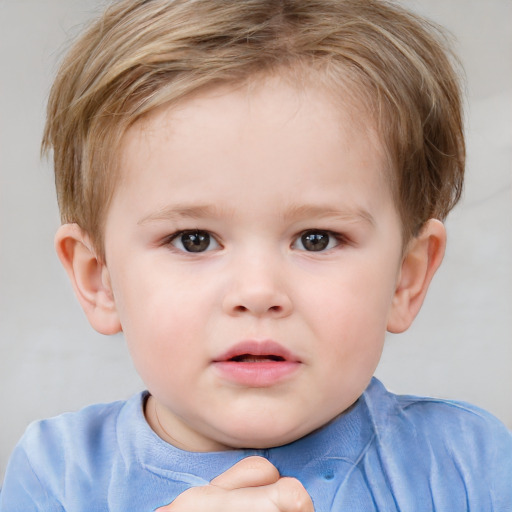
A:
155,455,314,512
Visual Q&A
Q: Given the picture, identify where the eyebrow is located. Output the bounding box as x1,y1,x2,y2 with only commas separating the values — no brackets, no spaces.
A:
282,204,375,226
138,204,231,225
138,202,375,226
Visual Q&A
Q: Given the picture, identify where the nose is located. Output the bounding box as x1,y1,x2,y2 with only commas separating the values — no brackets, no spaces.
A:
222,253,293,318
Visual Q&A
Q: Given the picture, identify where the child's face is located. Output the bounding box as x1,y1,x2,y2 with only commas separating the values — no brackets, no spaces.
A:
103,76,404,451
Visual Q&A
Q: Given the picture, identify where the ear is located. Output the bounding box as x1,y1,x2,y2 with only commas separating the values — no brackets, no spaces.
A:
387,219,446,334
55,223,122,335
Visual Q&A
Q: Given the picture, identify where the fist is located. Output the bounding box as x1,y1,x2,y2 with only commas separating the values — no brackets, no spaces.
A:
156,456,314,512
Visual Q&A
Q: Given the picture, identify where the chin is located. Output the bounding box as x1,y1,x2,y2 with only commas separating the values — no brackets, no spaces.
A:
225,436,295,450
215,421,313,450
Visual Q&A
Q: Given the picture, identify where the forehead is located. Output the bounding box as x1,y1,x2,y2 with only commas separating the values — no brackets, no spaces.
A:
115,75,391,213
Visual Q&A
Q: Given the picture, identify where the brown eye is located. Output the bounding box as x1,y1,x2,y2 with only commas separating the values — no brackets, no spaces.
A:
299,230,332,251
171,231,218,252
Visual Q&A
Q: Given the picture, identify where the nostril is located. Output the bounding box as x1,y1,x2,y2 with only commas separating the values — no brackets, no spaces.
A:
224,294,292,317
232,305,281,313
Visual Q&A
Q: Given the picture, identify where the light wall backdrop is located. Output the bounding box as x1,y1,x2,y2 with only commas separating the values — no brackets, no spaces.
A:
1,0,511,481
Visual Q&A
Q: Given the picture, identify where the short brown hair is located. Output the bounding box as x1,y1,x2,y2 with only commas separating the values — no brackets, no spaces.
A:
43,0,465,258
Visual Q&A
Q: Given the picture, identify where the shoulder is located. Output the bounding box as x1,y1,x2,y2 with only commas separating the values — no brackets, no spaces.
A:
394,388,512,449
0,392,147,510
364,377,511,443
363,379,512,504
21,396,129,460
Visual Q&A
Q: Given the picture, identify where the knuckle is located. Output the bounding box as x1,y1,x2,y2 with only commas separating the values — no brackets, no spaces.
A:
243,455,277,471
277,477,313,511
241,455,280,480
166,484,219,511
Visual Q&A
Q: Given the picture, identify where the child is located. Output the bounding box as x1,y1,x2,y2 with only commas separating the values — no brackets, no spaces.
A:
1,0,511,510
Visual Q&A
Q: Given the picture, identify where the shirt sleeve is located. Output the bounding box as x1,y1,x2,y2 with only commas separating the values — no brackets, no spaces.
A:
489,417,512,511
405,398,512,509
0,443,65,512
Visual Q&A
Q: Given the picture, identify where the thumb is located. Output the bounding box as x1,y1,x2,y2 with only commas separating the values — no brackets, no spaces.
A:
270,477,315,512
211,456,281,490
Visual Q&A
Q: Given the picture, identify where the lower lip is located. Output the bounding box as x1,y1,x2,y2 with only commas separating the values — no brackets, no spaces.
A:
212,361,301,387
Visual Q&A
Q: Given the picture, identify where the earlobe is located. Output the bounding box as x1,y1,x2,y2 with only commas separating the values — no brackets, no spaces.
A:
387,219,446,334
55,224,122,335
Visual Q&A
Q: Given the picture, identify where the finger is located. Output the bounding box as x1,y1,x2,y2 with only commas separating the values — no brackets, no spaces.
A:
271,477,315,512
154,485,217,511
211,455,281,490
156,457,280,512
155,483,277,512
156,477,314,512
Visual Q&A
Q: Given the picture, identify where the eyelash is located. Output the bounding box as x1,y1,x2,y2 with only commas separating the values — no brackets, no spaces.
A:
292,230,349,252
166,230,221,253
163,229,349,254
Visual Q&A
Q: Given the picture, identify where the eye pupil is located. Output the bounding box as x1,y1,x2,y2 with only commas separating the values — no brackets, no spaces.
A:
181,231,210,252
301,231,329,251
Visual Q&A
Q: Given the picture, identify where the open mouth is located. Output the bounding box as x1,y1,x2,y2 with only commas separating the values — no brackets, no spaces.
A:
214,340,299,364
228,354,286,363
212,340,301,386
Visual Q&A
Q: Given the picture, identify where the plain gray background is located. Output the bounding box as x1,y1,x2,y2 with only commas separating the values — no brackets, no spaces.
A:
1,0,511,482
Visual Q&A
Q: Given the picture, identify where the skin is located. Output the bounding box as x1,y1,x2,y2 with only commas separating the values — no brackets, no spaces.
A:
155,456,314,512
56,74,446,510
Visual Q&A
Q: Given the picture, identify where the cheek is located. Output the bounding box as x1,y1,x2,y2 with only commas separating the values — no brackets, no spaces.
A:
122,304,205,396
113,272,212,375
299,260,396,356
306,265,395,322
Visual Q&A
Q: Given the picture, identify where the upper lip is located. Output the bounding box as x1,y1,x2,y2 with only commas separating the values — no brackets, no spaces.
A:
213,340,301,363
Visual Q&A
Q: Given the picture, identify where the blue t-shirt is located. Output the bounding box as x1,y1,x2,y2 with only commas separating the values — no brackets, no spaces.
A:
1,378,511,511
